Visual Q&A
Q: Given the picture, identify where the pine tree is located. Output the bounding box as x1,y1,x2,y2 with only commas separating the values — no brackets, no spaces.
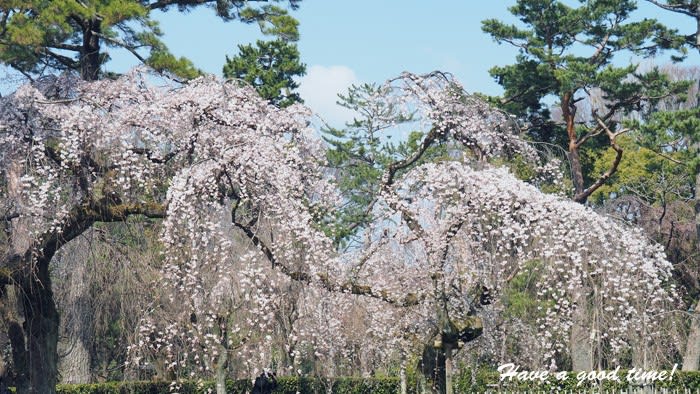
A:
0,0,300,81
482,0,688,203
222,5,305,107
321,83,449,247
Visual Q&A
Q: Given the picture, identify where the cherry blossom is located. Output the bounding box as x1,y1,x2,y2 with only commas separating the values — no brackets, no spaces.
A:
0,69,679,394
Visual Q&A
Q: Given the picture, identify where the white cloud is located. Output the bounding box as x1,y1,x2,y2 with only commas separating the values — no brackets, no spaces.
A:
298,65,358,128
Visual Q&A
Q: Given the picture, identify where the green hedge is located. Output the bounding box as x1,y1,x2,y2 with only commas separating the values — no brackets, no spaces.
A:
55,377,399,394
56,380,248,394
33,371,700,393
454,369,700,393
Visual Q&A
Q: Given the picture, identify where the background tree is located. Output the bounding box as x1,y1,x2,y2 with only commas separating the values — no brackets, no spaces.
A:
589,64,700,369
52,222,164,383
321,82,434,247
320,72,678,393
635,68,700,370
0,0,300,81
222,5,305,107
482,0,687,203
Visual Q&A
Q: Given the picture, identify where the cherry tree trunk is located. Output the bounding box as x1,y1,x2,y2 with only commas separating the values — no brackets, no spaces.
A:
444,345,454,394
570,302,593,371
419,343,447,394
56,247,92,384
400,363,407,394
5,163,60,393
686,171,700,370
683,299,700,370
215,351,227,394
6,221,91,392
10,262,60,394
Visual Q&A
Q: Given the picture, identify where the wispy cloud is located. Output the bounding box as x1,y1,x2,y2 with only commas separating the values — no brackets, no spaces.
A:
298,65,358,128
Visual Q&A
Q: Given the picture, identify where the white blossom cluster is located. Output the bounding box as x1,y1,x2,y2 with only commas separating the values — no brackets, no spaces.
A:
355,161,676,368
381,72,538,162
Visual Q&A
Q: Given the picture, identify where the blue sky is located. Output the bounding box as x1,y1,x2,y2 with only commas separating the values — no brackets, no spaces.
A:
105,1,698,125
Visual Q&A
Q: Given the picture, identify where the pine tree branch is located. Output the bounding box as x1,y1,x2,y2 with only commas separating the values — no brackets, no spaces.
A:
90,30,148,65
46,43,82,52
42,49,79,69
146,0,268,11
644,0,697,17
146,0,211,11
574,118,629,203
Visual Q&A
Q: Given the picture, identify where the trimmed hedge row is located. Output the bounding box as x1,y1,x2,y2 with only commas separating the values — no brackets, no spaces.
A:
27,370,700,393
455,369,700,393
55,377,399,394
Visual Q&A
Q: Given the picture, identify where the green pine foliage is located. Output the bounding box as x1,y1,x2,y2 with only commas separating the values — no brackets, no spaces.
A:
223,39,305,107
482,0,689,202
0,1,300,81
640,107,700,175
321,83,451,247
644,0,699,54
223,5,305,107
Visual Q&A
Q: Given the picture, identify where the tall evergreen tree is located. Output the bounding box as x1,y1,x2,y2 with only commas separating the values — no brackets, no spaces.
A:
0,0,300,81
321,82,450,248
482,0,687,203
222,5,305,107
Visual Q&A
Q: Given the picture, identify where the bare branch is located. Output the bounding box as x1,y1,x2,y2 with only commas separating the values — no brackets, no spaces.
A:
650,149,686,165
128,147,179,164
46,43,82,52
0,211,19,222
232,217,422,308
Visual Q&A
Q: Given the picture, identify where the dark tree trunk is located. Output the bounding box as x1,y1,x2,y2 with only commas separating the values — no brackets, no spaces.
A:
419,311,483,394
5,208,97,393
81,18,102,81
568,148,588,203
10,258,59,394
7,321,27,392
420,342,446,394
695,170,699,262
561,92,586,202
25,269,59,394
685,170,700,370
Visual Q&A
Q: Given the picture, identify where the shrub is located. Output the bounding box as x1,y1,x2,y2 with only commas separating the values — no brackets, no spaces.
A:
34,370,700,393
